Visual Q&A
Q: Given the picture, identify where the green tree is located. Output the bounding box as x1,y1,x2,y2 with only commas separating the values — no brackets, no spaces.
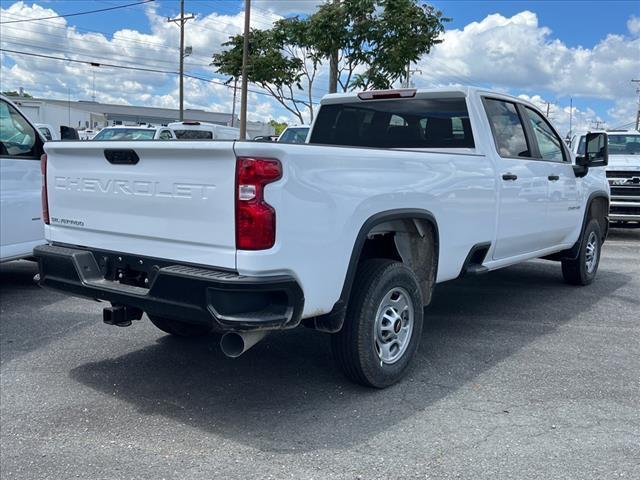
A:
312,0,448,91
211,1,448,121
269,119,288,135
2,90,33,98
212,26,316,124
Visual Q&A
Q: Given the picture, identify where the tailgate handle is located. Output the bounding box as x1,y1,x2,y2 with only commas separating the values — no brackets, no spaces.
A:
104,149,140,165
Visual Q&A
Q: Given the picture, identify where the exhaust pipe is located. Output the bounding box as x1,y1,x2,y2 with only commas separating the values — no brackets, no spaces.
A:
220,330,268,358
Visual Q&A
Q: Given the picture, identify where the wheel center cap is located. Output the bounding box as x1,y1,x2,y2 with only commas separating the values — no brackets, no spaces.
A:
393,319,402,333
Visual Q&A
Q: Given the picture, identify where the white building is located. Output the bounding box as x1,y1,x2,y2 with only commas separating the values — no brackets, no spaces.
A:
8,96,275,139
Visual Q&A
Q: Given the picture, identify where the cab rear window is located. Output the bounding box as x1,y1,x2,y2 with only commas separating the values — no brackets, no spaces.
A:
309,98,474,149
173,130,213,139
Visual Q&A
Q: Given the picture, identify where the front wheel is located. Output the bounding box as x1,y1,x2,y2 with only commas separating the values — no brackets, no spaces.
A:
561,218,602,285
331,259,424,388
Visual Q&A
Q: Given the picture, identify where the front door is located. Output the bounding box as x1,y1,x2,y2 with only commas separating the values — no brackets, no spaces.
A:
522,106,582,245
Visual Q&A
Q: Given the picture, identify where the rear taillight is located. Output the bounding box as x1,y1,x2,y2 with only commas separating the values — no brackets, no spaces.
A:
40,153,49,225
235,157,282,250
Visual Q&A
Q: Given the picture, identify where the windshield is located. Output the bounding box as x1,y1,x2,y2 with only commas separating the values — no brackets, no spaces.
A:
577,134,640,155
279,127,309,144
173,130,213,139
93,128,156,140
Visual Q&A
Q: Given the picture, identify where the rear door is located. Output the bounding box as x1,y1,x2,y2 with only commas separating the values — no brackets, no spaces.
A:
483,98,550,260
44,141,238,268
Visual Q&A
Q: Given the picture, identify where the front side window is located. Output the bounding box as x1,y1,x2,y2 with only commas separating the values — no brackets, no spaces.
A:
0,100,38,157
38,127,53,141
483,98,530,158
158,130,173,140
525,108,565,161
309,98,475,149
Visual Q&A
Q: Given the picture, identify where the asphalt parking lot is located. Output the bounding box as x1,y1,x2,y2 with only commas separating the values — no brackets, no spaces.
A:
1,229,638,480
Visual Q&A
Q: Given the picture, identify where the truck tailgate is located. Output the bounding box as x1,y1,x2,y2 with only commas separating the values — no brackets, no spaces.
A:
44,141,237,269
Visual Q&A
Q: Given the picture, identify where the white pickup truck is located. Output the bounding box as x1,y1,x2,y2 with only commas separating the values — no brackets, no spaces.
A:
571,129,639,227
34,87,610,387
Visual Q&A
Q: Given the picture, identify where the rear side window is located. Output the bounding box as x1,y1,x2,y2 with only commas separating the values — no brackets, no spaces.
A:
309,98,474,149
483,99,530,158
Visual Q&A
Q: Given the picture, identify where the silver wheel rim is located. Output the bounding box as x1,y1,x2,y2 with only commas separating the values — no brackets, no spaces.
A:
585,231,598,274
374,287,414,365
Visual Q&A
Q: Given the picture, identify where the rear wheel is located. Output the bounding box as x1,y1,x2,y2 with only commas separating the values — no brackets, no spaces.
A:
561,218,602,285
331,259,424,388
148,315,212,337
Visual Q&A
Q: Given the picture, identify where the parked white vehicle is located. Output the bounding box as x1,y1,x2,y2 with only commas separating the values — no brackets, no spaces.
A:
91,125,176,141
78,129,99,140
35,87,610,387
277,125,309,143
35,123,59,141
571,129,639,226
168,121,241,140
0,94,46,262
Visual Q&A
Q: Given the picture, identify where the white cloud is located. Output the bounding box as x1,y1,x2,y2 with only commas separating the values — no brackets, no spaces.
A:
253,1,326,16
413,11,639,131
628,15,640,36
517,94,601,136
1,3,638,127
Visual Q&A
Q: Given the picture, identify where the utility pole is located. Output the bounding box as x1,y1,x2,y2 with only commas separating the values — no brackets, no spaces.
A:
632,79,640,131
568,97,573,139
542,100,554,118
404,63,422,88
239,0,251,138
168,0,193,121
328,0,339,94
231,77,238,127
590,119,605,130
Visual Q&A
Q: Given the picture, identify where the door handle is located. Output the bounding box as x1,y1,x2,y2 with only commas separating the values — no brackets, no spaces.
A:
548,175,560,181
502,173,518,181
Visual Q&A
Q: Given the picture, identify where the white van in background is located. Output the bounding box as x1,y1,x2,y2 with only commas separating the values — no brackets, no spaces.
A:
168,121,241,140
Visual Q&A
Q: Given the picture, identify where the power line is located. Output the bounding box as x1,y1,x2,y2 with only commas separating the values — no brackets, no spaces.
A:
0,0,155,24
0,47,321,105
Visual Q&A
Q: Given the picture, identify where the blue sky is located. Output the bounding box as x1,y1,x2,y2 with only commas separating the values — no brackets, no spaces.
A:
1,0,639,132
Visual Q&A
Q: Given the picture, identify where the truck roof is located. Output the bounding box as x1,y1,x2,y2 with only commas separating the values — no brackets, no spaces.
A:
319,86,534,107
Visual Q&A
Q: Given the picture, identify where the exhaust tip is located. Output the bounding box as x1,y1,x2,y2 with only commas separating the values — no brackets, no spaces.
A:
220,330,268,358
220,332,245,358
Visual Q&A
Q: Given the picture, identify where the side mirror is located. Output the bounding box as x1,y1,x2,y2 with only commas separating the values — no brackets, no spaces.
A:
60,126,79,140
576,132,608,167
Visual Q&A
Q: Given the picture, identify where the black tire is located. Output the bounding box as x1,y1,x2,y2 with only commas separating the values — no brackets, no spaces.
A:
331,259,424,388
561,218,602,286
148,314,212,337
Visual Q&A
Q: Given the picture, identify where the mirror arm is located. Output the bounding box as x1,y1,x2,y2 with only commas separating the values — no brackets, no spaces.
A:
573,165,589,178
